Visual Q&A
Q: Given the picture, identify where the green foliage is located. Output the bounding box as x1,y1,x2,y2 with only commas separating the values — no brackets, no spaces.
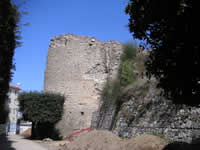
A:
18,91,65,124
0,124,7,135
99,43,146,129
18,91,64,139
0,0,21,123
125,0,197,105
119,43,137,87
101,43,138,109
120,60,136,87
102,79,121,105
101,43,138,104
120,42,137,62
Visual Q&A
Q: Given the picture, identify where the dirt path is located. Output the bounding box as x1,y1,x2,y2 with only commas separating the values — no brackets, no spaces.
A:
0,135,58,150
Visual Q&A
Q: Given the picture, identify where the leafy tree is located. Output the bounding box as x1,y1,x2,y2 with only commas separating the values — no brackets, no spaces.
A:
18,91,65,139
0,0,21,123
125,0,198,105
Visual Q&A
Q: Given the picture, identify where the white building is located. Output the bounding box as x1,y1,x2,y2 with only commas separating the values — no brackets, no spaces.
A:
7,85,21,135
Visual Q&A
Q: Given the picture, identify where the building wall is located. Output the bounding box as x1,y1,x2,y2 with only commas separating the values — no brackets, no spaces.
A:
7,87,20,134
44,34,122,136
19,122,32,134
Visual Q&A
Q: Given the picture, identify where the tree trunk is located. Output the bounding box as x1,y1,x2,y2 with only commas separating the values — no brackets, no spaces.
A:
31,122,36,139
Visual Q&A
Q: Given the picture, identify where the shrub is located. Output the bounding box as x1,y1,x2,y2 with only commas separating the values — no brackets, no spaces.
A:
120,42,137,62
120,60,136,87
0,124,7,135
101,43,138,105
102,79,121,105
119,43,138,87
18,91,65,139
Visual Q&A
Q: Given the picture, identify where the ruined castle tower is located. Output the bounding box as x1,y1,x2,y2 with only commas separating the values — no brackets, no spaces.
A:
44,33,122,136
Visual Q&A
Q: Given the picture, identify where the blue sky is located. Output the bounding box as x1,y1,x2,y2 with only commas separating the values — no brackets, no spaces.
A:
12,0,135,91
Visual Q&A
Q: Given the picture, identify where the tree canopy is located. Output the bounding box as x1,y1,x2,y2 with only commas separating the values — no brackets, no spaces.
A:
18,91,65,139
0,0,21,123
18,91,65,123
125,0,198,105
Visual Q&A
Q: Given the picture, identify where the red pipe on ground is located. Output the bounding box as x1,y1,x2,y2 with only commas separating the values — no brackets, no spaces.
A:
68,127,93,142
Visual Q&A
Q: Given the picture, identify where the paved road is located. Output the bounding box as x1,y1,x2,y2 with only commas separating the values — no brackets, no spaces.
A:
0,135,57,150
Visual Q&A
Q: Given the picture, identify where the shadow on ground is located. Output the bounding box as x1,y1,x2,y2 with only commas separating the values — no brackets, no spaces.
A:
162,138,200,150
0,135,16,150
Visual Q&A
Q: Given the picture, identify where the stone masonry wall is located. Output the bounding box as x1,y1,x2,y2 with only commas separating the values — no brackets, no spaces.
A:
44,33,122,137
93,79,200,143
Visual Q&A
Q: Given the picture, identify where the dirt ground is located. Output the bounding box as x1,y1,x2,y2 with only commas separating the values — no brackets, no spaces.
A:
61,129,167,150
0,135,56,150
14,129,167,150
3,129,200,150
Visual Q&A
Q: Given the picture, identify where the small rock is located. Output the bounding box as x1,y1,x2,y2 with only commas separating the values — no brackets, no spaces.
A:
43,138,53,142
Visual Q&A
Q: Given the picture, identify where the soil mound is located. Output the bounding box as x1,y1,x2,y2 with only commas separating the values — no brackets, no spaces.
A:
63,130,122,150
63,130,167,150
123,134,167,150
